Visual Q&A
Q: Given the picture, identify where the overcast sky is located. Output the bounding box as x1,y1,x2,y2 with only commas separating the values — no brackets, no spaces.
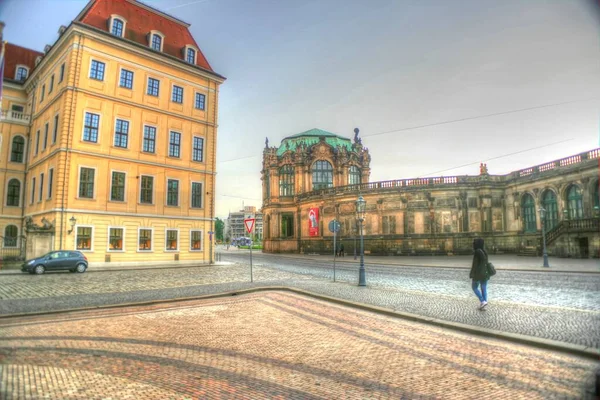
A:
2,0,599,218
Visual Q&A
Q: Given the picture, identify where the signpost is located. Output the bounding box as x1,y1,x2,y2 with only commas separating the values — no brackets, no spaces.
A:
244,218,255,282
328,219,341,282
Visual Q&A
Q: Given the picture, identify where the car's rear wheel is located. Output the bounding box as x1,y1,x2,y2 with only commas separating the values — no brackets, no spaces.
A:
75,263,87,273
34,265,45,275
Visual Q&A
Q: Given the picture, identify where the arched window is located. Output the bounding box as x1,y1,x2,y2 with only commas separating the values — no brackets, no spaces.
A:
112,18,124,37
312,160,333,190
349,166,361,185
566,185,583,219
541,190,558,231
11,136,25,163
279,165,295,197
6,179,20,207
4,225,18,247
521,194,536,232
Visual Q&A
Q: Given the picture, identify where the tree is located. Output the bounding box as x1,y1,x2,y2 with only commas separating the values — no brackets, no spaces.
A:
215,217,225,242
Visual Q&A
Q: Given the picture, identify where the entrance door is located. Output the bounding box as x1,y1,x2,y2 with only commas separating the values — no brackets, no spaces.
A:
578,238,589,258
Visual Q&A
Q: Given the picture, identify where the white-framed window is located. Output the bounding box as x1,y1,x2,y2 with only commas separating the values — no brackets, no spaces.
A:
138,228,153,252
190,230,203,251
192,136,204,162
39,173,44,202
184,45,198,64
15,65,29,81
5,178,21,207
78,166,96,199
165,228,179,251
142,125,156,153
109,15,127,37
194,92,206,110
108,226,125,252
43,122,49,150
166,178,179,206
190,181,203,209
3,225,19,248
82,111,101,143
149,31,165,52
52,114,59,144
139,175,154,204
147,77,160,96
10,135,26,163
48,168,54,199
113,118,129,148
89,59,106,81
168,131,181,158
59,63,65,82
110,170,127,202
76,225,94,251
119,68,134,89
171,85,184,103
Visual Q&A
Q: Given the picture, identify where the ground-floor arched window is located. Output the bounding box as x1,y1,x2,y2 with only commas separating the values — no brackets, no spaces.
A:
522,194,536,232
566,185,583,219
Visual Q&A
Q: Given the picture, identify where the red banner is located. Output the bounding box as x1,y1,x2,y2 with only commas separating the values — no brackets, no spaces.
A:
308,208,319,237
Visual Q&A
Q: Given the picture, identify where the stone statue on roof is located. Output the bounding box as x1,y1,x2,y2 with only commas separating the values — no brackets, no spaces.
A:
354,128,361,144
265,137,269,148
479,163,488,175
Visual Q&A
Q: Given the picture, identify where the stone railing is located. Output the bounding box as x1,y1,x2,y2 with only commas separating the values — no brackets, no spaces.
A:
0,110,30,124
292,148,600,202
514,148,598,178
546,218,599,245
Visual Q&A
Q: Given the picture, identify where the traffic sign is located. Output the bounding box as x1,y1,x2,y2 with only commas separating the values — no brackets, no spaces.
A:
244,218,255,233
328,220,340,233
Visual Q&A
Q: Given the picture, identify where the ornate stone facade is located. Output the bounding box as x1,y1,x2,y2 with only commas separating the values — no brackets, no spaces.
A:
261,130,599,258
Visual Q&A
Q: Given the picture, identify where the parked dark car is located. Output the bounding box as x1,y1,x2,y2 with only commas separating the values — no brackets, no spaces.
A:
21,251,88,274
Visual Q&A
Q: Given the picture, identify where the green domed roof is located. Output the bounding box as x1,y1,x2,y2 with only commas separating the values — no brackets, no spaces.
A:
277,128,353,156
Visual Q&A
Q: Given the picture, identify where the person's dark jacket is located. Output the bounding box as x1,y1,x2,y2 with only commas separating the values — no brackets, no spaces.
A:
469,239,489,281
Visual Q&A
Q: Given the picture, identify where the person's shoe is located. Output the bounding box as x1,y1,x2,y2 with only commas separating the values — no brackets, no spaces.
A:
480,301,488,310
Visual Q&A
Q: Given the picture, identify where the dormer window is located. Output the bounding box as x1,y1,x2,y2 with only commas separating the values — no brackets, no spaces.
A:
15,66,29,81
112,19,124,36
184,45,198,64
149,31,165,52
109,15,127,38
186,48,195,64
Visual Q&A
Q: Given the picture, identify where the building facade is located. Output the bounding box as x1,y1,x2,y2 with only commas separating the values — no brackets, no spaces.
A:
226,206,263,242
261,129,599,258
0,0,225,266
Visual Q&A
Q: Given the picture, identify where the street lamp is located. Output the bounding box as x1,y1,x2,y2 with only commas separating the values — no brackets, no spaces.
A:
67,216,77,235
538,207,549,268
356,195,367,286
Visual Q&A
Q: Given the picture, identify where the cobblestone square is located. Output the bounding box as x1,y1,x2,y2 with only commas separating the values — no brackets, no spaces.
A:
0,291,596,399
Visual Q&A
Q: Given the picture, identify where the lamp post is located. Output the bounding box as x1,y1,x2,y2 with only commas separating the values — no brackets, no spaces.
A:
356,196,366,286
353,220,357,260
539,207,549,268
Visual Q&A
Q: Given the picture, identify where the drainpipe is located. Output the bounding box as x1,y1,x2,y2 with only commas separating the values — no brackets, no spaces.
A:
60,34,81,250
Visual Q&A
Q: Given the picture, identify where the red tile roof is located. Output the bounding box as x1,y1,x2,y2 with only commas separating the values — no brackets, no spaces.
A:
3,43,44,82
77,0,213,71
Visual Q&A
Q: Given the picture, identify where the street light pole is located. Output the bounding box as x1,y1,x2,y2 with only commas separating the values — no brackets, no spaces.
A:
354,220,357,260
356,196,366,286
539,207,549,268
563,209,570,257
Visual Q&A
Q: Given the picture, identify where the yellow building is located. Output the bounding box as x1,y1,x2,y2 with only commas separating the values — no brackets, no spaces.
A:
1,0,225,266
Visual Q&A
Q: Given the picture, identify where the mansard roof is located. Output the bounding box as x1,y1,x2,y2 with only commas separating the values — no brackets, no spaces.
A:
3,43,44,83
76,0,213,71
277,128,353,156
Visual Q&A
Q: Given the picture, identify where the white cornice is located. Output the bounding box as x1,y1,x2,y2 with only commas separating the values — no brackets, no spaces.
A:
25,208,213,221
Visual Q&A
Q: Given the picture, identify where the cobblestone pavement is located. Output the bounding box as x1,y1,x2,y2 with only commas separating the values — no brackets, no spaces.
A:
0,291,597,399
0,262,599,349
228,253,600,311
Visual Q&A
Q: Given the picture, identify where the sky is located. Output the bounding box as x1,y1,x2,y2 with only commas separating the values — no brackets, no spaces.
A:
2,0,599,219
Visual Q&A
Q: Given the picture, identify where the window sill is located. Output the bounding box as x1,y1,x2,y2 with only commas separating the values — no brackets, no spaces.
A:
165,249,180,252
137,250,154,253
107,250,125,253
81,140,100,145
76,197,96,201
138,203,155,206
190,249,203,252
165,205,181,208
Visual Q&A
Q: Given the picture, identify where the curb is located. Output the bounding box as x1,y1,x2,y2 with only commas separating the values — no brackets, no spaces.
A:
1,286,598,361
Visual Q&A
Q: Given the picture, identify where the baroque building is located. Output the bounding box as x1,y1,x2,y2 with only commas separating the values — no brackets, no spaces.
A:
0,0,225,265
261,129,599,258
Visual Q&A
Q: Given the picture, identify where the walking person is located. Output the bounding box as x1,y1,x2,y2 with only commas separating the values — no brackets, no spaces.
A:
469,238,490,310
339,243,345,257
